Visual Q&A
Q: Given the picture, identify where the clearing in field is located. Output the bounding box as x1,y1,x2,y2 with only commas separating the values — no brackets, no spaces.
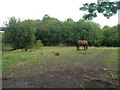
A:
2,46,118,88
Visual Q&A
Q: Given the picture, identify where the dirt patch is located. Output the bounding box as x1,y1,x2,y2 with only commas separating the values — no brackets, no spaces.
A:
3,67,118,88
84,79,117,88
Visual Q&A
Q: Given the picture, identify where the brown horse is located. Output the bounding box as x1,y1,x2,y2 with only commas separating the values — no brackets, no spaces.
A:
76,40,88,51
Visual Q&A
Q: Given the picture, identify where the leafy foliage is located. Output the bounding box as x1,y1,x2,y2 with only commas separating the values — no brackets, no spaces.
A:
4,17,36,49
3,15,119,47
34,40,43,46
35,15,63,46
101,25,119,47
80,1,120,20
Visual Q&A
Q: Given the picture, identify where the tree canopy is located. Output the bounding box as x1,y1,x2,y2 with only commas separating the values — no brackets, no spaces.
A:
80,1,120,20
3,15,119,48
3,17,36,49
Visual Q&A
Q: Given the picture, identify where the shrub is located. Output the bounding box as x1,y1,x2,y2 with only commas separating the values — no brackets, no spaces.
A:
3,17,36,49
34,40,43,46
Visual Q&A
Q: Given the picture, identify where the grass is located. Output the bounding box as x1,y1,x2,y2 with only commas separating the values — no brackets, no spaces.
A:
2,46,119,88
2,46,118,70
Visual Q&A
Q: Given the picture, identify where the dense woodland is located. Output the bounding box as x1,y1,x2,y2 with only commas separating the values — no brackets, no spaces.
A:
3,15,119,49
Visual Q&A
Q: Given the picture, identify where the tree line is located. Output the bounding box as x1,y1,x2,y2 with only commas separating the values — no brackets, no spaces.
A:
3,15,119,49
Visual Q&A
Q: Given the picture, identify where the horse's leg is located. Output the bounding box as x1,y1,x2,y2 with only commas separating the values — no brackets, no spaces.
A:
84,45,85,50
85,45,87,50
86,45,88,49
85,44,88,50
76,45,79,51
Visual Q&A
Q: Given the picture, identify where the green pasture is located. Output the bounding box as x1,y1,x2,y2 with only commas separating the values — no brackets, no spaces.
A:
2,46,118,71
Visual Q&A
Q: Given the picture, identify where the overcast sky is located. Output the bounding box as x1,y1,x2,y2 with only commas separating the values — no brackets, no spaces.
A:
0,0,118,28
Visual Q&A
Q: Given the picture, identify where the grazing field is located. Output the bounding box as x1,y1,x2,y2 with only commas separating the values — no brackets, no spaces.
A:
2,46,118,88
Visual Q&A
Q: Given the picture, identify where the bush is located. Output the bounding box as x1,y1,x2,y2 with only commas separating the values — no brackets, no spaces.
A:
34,40,43,46
3,17,36,49
57,43,65,47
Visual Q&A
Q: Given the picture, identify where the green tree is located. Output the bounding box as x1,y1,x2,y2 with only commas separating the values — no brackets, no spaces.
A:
62,18,78,46
101,25,118,46
35,15,63,46
80,1,120,20
76,20,102,46
87,21,102,46
4,17,36,49
62,19,102,46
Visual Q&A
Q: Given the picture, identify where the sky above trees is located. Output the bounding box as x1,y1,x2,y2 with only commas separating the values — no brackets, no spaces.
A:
0,0,118,28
